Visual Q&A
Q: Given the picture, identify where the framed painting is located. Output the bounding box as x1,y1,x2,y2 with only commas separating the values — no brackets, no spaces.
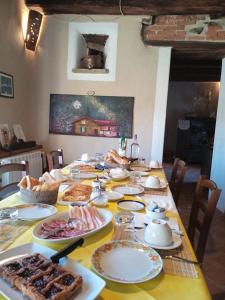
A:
49,94,134,138
0,72,14,98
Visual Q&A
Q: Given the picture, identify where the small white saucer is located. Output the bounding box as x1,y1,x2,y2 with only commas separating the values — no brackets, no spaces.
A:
141,180,168,190
136,229,182,250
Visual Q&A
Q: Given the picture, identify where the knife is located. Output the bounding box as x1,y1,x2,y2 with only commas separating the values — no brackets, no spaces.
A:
50,238,84,263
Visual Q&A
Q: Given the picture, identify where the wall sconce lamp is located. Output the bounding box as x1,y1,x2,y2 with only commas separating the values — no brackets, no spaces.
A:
25,10,43,51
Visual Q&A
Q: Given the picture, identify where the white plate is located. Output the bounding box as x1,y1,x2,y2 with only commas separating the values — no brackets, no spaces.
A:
74,173,97,180
111,175,129,182
33,209,113,244
136,229,182,250
130,166,150,172
57,199,90,206
130,171,149,177
112,185,144,195
103,191,124,201
141,180,168,190
117,200,145,211
13,204,57,221
92,240,163,284
0,243,105,300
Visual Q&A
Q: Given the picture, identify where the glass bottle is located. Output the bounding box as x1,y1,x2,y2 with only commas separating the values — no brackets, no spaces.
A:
130,134,140,161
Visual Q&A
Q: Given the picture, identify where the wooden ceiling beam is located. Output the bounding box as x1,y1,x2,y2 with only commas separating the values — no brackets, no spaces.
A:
25,0,225,15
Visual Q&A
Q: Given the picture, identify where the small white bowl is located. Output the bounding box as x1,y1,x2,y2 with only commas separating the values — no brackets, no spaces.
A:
146,207,166,220
144,219,172,247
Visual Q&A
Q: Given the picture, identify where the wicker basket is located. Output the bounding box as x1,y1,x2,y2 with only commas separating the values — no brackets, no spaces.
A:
20,188,59,205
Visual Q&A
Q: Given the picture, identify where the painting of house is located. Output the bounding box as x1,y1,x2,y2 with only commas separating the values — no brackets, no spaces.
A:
49,94,134,138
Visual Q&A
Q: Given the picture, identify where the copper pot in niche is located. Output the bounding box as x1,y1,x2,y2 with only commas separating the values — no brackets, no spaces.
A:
80,55,102,69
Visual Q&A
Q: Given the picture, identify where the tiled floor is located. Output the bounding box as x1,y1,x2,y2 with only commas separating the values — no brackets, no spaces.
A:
165,164,225,300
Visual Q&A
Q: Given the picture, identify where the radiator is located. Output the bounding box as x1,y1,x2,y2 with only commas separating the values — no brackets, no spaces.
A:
0,150,43,186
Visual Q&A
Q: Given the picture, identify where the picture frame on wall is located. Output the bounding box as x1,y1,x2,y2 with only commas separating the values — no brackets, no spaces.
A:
0,72,14,98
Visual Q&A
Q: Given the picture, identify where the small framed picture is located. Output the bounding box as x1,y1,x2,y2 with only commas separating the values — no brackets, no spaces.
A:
0,124,12,148
0,72,14,98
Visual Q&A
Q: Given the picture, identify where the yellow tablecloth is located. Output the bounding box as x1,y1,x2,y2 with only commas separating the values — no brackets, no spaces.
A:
0,170,212,300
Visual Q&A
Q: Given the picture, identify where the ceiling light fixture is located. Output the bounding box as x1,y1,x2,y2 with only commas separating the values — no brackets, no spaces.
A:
25,10,43,51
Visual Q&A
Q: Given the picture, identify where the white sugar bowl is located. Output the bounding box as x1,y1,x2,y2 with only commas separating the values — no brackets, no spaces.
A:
144,219,172,247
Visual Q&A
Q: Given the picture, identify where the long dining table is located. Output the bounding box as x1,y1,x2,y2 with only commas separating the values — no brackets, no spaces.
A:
0,166,212,300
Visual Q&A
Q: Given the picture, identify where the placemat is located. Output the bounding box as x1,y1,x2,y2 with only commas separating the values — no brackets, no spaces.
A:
158,237,198,278
0,220,30,251
144,187,168,196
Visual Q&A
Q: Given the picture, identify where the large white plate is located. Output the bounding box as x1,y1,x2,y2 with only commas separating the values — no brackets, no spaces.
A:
33,209,113,244
13,204,57,221
112,185,144,195
0,243,105,300
117,200,145,211
136,229,182,250
103,191,124,201
92,240,163,284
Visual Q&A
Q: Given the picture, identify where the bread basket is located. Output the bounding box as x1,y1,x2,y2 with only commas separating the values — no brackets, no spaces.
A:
20,187,59,205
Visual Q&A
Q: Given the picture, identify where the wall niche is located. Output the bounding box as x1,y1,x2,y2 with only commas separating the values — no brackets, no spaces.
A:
67,22,118,81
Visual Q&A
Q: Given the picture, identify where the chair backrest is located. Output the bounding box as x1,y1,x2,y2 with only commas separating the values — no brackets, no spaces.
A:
187,176,221,263
169,158,187,205
0,161,29,196
47,149,64,171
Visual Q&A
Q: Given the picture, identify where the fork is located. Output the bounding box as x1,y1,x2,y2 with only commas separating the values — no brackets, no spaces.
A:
163,255,199,265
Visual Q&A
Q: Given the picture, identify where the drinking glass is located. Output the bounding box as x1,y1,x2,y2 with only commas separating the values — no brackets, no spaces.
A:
113,211,135,241
70,166,80,182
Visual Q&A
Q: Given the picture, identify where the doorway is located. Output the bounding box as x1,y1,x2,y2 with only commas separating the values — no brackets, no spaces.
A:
163,57,222,179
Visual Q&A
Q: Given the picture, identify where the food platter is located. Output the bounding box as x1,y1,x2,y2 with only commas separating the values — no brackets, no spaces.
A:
0,243,105,300
33,209,113,244
92,240,163,284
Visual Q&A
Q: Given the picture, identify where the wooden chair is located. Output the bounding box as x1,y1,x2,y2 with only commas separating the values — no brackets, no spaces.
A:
46,149,65,171
0,161,29,200
187,176,221,263
169,158,187,205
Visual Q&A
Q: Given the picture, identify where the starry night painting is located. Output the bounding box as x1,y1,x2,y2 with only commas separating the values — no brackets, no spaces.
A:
49,94,134,138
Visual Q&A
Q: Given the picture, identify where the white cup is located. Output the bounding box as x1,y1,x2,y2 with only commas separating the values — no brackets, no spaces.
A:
81,153,90,162
149,160,160,168
145,176,161,188
144,219,173,246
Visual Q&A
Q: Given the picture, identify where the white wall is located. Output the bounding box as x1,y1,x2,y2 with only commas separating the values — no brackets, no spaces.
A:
211,59,225,212
26,15,159,163
151,47,171,162
0,0,31,134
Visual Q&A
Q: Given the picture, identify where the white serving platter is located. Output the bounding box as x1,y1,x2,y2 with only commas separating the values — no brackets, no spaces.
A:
92,240,163,284
33,209,113,244
0,243,105,300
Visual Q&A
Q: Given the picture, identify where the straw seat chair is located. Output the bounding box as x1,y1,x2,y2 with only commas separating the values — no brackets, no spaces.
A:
169,158,187,205
0,161,29,200
187,176,221,263
46,148,65,171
